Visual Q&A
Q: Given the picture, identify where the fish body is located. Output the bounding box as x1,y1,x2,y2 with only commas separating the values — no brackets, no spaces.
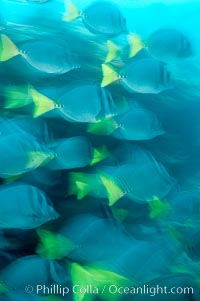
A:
147,29,192,62
120,58,171,94
106,239,180,284
113,103,164,140
168,191,200,223
47,136,105,170
69,145,176,205
101,58,171,94
0,183,59,229
59,214,131,262
0,255,68,295
88,102,164,140
65,0,127,37
0,35,79,75
20,40,78,74
82,1,127,36
30,83,117,121
0,132,53,177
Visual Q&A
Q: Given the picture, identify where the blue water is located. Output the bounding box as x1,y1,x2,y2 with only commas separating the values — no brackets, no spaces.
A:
0,0,200,300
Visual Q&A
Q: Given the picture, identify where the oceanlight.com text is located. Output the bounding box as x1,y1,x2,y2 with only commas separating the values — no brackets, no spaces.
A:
24,283,194,297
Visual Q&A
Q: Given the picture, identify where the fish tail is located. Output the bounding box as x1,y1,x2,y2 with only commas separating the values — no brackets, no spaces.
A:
90,145,110,166
26,151,55,169
101,64,118,87
87,117,118,135
128,33,144,58
4,86,32,109
99,173,124,206
0,34,19,62
36,229,75,260
29,87,55,118
148,195,171,219
63,0,80,22
105,40,119,63
68,172,91,200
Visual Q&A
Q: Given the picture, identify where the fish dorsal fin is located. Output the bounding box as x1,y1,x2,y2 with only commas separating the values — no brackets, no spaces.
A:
63,0,80,22
90,145,110,166
101,64,118,87
0,34,19,61
105,40,119,63
128,33,144,58
100,174,124,206
29,87,55,118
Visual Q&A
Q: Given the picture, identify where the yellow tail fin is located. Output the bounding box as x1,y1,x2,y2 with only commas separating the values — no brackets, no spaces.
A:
90,145,110,166
76,181,91,200
148,196,171,219
105,40,119,63
88,117,118,135
63,0,80,22
100,174,124,206
29,87,55,118
68,172,91,200
4,85,32,109
71,263,131,301
101,64,118,87
36,229,75,260
0,34,19,62
128,33,144,58
26,151,54,169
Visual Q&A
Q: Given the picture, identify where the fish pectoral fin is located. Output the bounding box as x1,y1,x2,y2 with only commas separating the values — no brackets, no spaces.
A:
105,40,119,63
87,117,117,135
100,174,124,206
128,33,144,58
29,87,55,118
90,145,110,166
63,0,80,22
101,64,118,87
36,229,75,260
0,34,19,61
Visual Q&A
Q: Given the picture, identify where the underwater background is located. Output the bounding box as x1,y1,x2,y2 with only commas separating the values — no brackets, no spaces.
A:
0,0,200,300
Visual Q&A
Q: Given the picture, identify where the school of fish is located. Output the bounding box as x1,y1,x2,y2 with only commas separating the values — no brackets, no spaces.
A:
0,0,199,300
